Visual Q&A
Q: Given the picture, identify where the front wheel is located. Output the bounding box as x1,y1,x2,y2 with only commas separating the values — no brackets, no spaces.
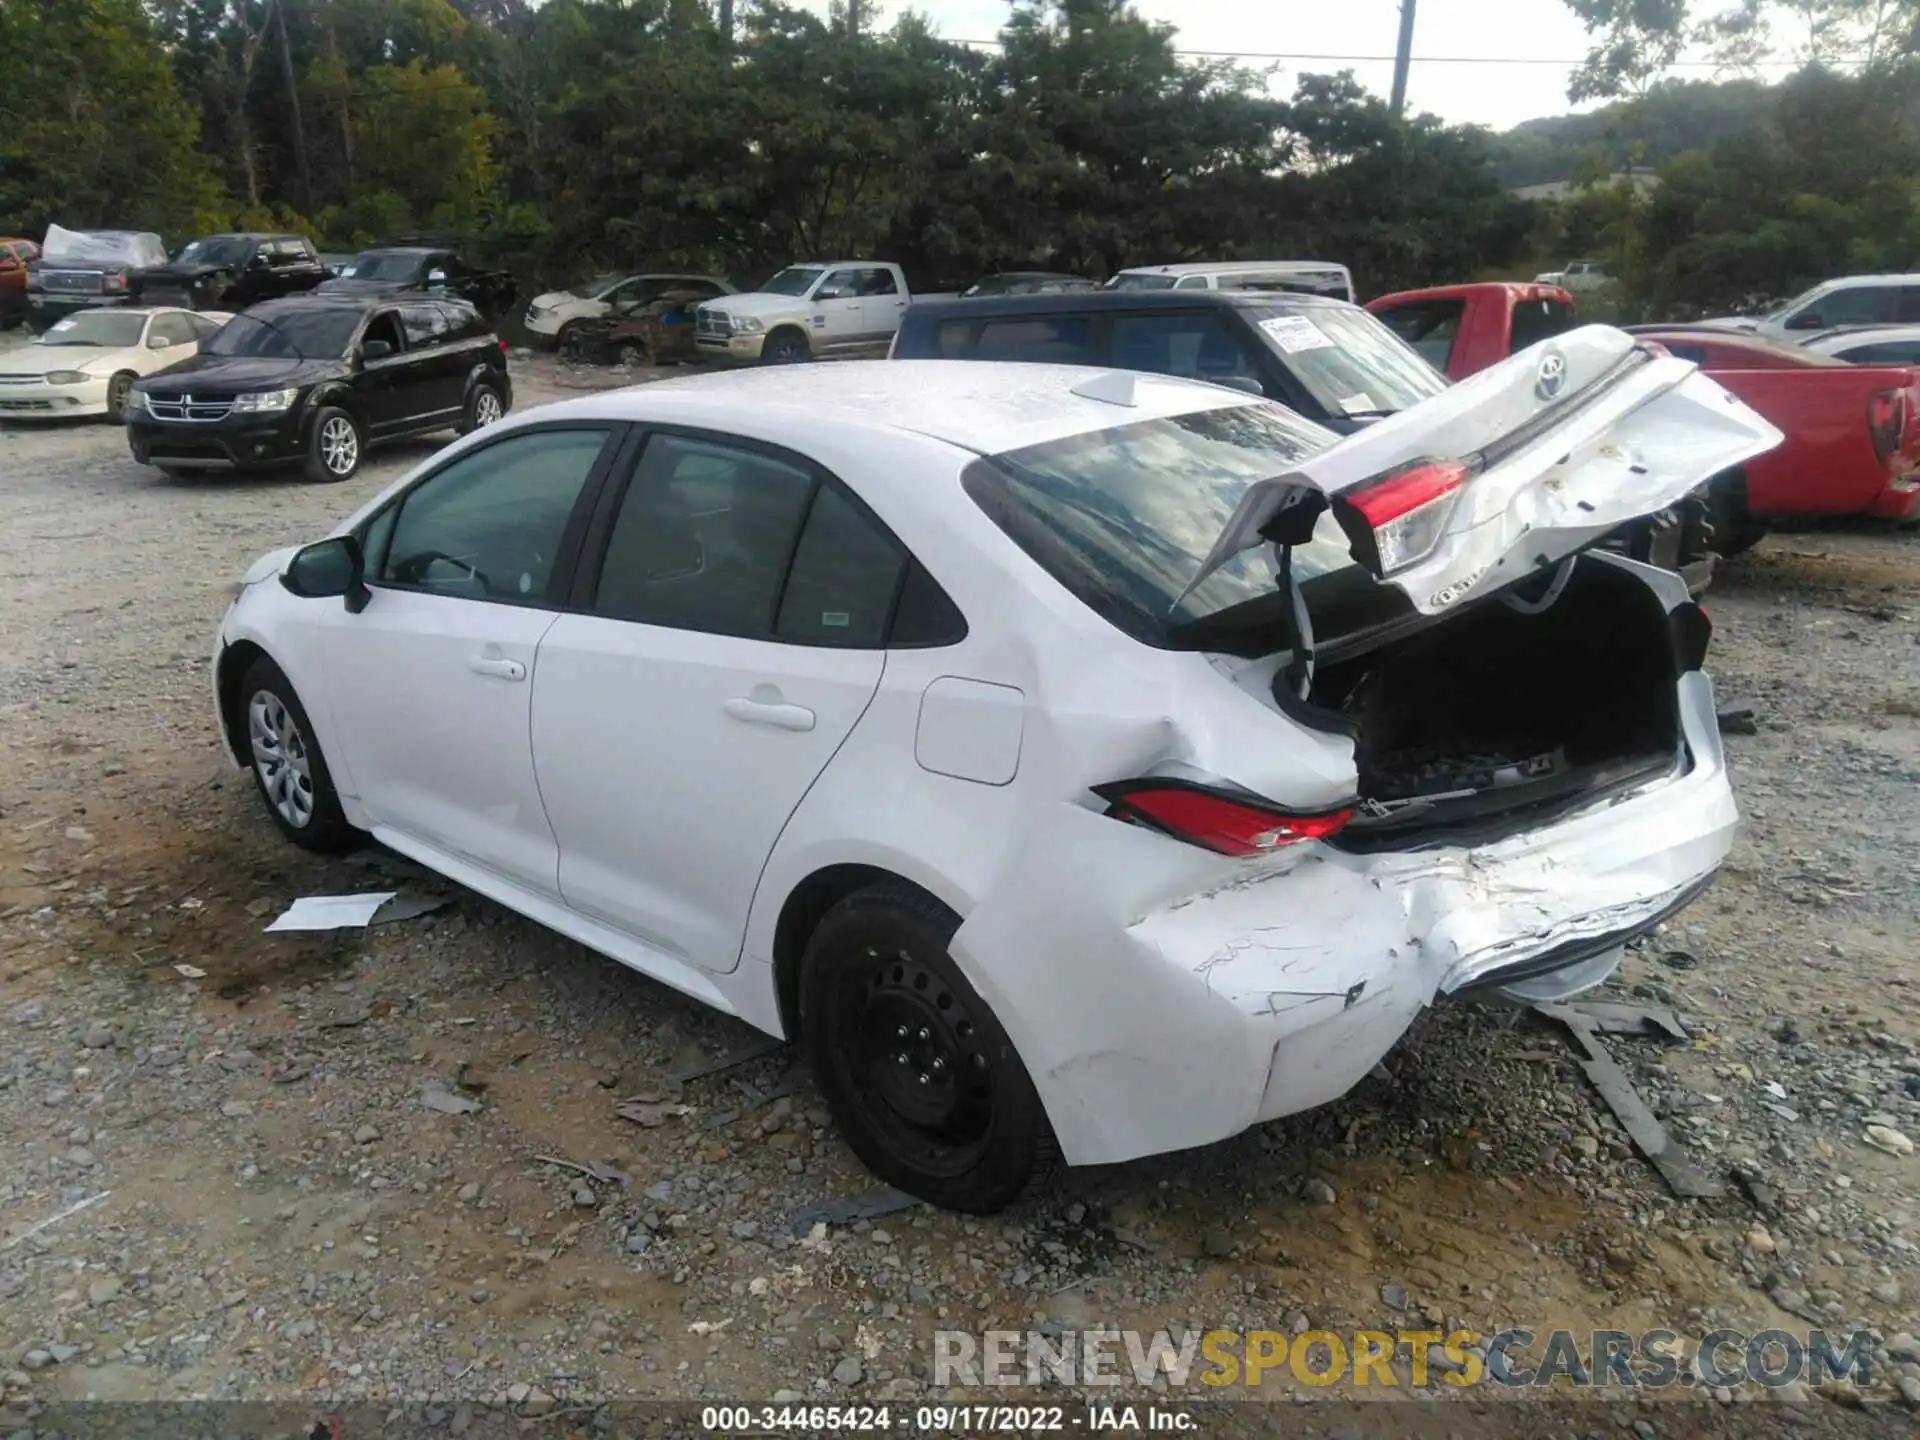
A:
238,655,358,852
459,382,505,435
304,406,362,483
800,886,1057,1213
761,329,811,365
105,371,136,422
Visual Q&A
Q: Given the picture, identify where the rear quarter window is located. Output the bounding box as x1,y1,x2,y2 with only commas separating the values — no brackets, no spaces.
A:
1511,298,1578,350
972,317,1096,364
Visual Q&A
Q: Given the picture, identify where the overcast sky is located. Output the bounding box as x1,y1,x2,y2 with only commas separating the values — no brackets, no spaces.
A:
791,0,1698,131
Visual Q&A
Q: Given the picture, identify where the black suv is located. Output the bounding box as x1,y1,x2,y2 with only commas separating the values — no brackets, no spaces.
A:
127,293,512,483
136,233,326,311
890,290,1447,433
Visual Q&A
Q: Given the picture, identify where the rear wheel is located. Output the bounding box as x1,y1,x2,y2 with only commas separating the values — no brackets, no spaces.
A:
762,328,810,365
105,371,136,422
799,885,1057,1214
1707,470,1766,556
458,382,505,435
304,407,362,483
238,656,357,852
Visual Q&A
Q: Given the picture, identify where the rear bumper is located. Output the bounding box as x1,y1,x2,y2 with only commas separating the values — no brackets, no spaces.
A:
953,572,1736,1167
128,412,308,469
1865,471,1920,520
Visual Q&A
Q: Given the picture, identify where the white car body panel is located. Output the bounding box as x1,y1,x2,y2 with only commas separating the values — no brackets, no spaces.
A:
0,307,226,418
215,354,1774,1170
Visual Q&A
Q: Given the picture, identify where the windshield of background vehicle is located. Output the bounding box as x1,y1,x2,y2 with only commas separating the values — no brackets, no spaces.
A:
1249,304,1450,417
1106,273,1178,291
568,273,624,298
962,403,1360,648
38,312,145,348
204,310,360,360
41,224,166,270
173,237,253,269
759,266,824,297
337,252,424,282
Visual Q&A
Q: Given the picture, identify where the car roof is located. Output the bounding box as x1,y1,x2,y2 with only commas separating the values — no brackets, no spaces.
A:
528,359,1254,458
907,289,1352,318
1114,260,1347,276
352,246,438,257
1803,274,1920,287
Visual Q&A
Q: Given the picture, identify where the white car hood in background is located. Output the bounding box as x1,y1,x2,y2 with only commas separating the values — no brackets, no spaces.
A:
1189,324,1783,616
708,291,811,319
13,344,134,376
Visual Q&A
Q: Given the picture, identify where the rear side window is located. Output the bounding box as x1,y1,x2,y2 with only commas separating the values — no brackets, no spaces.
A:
1373,300,1464,369
1511,298,1578,350
400,305,451,347
1898,288,1920,323
857,267,899,297
776,485,906,647
934,320,974,358
973,317,1095,364
1835,339,1920,364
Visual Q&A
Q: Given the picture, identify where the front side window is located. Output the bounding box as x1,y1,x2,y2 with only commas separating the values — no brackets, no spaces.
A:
1791,284,1892,328
1110,313,1261,387
819,269,861,299
962,403,1346,648
974,317,1096,364
594,435,815,636
376,429,609,603
1174,275,1210,290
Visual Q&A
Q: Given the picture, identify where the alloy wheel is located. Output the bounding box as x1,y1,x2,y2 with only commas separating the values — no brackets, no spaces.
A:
248,690,315,829
474,390,503,427
319,416,358,475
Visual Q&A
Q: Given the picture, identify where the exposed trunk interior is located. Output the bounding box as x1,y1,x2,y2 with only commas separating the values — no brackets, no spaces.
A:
1296,556,1685,848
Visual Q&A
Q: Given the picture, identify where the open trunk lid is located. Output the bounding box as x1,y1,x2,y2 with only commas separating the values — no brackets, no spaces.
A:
1183,325,1782,617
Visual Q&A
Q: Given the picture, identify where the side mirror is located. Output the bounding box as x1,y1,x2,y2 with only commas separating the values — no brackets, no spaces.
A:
815,285,847,301
148,334,172,349
361,339,394,362
281,535,369,611
427,269,448,284
1785,311,1824,330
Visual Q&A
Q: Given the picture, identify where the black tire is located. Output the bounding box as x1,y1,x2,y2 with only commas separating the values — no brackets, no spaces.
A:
799,885,1057,1213
762,328,811,365
236,655,358,853
1706,470,1766,557
304,405,363,483
555,320,583,354
105,371,136,422
458,381,506,435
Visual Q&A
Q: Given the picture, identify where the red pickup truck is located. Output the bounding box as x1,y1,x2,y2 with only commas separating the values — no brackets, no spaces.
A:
1368,282,1920,551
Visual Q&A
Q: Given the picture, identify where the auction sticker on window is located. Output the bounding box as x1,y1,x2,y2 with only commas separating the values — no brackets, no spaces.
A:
1258,314,1333,353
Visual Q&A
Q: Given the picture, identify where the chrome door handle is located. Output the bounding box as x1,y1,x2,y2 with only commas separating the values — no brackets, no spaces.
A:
468,655,527,681
724,697,815,732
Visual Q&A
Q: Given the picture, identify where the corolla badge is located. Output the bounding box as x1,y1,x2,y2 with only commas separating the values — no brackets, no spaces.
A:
1535,351,1567,401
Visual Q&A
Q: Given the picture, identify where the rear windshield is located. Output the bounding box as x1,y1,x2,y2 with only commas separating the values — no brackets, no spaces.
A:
1247,304,1449,417
1511,297,1578,350
338,252,423,281
174,237,253,268
962,403,1359,648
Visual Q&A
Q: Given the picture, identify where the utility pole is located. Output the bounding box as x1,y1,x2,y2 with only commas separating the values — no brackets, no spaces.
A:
848,0,860,35
718,0,733,49
1389,0,1416,113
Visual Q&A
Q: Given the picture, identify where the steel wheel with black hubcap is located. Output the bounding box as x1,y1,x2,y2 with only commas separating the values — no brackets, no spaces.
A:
238,655,357,852
304,406,362,483
800,885,1056,1213
762,329,810,365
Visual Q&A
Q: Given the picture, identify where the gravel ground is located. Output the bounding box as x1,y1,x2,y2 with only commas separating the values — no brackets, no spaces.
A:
1,338,1917,1433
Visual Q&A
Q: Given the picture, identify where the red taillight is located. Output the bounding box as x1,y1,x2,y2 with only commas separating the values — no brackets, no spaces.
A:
498,339,510,354
1094,781,1352,857
1868,389,1906,466
1336,458,1470,576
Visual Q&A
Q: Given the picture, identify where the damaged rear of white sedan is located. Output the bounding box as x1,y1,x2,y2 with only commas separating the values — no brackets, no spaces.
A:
212,333,1779,1213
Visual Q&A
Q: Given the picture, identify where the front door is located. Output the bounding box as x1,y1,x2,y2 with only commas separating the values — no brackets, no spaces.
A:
533,429,899,972
313,425,616,891
354,309,416,436
810,267,866,351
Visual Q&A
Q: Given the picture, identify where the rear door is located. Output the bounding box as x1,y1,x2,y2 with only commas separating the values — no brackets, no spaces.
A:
857,266,908,342
1185,325,1783,617
398,302,468,422
531,428,895,973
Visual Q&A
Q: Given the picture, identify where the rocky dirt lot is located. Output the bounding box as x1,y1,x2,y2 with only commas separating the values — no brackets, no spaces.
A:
0,340,1916,1436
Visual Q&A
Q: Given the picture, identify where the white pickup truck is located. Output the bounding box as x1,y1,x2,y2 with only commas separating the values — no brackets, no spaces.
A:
694,261,910,364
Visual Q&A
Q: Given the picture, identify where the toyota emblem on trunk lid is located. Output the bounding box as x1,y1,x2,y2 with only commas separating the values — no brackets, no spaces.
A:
1535,352,1567,400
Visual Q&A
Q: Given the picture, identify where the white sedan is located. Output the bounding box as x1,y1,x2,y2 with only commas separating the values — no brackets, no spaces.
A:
211,346,1777,1211
0,306,229,420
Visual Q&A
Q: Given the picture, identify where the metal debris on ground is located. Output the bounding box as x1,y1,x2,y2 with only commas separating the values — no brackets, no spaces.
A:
370,891,455,925
172,963,207,979
421,1081,482,1116
1716,701,1759,736
264,892,396,932
1534,1002,1723,1199
786,1185,920,1235
2,1190,111,1251
537,1155,633,1186
1553,999,1690,1040
616,1094,694,1128
665,1037,785,1087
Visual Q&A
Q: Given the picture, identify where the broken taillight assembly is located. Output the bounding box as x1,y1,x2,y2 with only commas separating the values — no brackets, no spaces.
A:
1334,457,1470,576
1093,780,1353,857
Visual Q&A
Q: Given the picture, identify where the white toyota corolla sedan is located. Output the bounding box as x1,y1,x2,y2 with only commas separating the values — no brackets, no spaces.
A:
0,306,229,420
212,341,1777,1211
